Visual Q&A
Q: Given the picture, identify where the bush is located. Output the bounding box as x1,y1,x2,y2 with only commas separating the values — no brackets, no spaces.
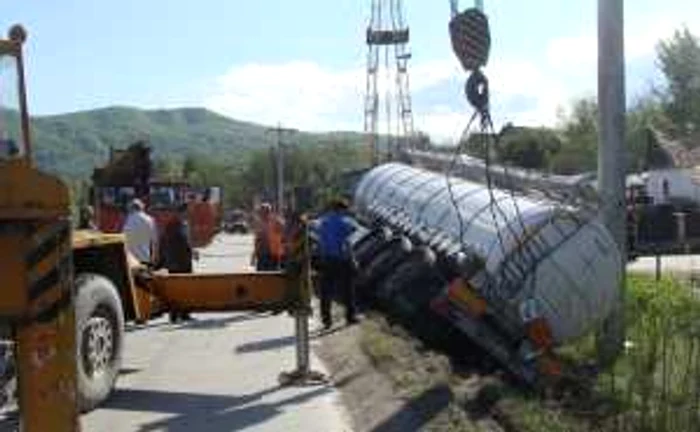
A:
562,275,700,431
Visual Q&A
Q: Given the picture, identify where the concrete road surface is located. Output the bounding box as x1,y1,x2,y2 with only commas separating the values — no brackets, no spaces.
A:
82,234,351,432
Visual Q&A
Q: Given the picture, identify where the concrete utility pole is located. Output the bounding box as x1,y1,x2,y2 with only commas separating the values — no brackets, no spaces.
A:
597,0,627,366
266,124,297,214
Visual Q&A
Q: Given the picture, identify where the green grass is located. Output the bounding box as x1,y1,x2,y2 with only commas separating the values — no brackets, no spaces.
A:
359,276,700,432
557,274,700,431
496,394,590,432
359,315,450,397
359,315,482,431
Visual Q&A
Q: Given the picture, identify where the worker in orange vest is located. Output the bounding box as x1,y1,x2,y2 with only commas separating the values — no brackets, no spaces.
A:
251,202,285,271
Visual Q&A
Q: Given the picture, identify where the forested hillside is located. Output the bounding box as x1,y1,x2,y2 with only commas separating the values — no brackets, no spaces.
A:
30,106,366,179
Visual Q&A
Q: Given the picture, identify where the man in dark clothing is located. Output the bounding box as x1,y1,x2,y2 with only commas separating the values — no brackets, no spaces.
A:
78,205,98,230
159,204,196,323
317,198,358,329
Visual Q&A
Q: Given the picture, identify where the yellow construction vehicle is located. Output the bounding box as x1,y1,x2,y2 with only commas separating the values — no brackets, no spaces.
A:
0,25,320,431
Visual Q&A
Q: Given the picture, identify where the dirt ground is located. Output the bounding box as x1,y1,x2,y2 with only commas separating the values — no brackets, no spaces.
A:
314,310,509,432
312,301,607,432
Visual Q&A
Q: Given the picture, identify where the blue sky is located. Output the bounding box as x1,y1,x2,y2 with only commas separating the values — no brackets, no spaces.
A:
1,1,698,141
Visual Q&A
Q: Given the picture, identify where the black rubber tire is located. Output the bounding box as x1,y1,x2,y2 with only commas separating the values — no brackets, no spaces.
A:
352,228,392,267
355,236,412,294
353,227,391,253
75,273,125,413
0,340,15,411
378,247,437,303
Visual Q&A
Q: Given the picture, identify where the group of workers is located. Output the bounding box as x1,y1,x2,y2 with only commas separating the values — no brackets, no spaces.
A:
80,196,360,329
81,199,195,322
250,198,360,329
124,199,196,322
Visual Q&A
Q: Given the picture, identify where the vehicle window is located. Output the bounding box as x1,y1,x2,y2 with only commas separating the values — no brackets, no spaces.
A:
150,186,180,209
99,187,135,209
117,187,135,208
101,188,116,205
0,55,24,159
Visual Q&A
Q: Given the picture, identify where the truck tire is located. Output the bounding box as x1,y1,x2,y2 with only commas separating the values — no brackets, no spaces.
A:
353,230,392,269
75,273,124,413
353,227,391,262
378,247,438,306
355,236,412,295
0,340,15,411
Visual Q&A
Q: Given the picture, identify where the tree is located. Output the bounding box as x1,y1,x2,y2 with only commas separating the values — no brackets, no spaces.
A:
498,126,561,170
553,98,599,174
554,96,671,174
234,141,369,212
182,155,197,180
625,96,671,171
410,131,432,150
153,156,182,181
657,27,700,137
461,132,491,159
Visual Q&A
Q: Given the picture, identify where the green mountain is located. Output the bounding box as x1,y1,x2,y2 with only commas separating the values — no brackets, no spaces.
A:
29,106,365,178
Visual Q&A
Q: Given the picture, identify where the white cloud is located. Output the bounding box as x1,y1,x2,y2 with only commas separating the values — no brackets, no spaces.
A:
410,60,461,91
416,106,470,143
204,58,464,134
546,35,596,70
489,15,700,130
202,15,700,141
203,56,572,141
545,14,700,72
205,61,364,131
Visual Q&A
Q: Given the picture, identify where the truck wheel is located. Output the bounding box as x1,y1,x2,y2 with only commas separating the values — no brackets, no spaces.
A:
378,247,437,305
0,340,15,411
75,273,125,413
355,236,412,294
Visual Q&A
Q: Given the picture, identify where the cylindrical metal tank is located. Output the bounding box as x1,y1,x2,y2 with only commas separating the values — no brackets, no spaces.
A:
354,163,621,345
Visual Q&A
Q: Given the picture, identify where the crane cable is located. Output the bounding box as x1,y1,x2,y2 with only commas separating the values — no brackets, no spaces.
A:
450,0,459,17
446,5,544,288
445,5,493,257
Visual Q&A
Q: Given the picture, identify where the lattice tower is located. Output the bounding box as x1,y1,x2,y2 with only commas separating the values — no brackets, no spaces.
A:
363,0,415,165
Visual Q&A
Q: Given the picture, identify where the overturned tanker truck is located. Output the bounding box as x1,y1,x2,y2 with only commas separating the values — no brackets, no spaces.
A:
347,162,622,383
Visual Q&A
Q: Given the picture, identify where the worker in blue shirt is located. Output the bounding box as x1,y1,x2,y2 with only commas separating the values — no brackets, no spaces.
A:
317,198,358,329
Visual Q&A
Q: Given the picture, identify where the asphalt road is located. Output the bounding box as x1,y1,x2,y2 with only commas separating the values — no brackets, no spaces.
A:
81,234,351,432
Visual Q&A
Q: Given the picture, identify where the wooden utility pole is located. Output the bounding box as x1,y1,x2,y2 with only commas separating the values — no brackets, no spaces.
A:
597,0,627,366
266,124,297,214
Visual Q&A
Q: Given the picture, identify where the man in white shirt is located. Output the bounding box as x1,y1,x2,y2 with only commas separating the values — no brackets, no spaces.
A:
122,199,159,265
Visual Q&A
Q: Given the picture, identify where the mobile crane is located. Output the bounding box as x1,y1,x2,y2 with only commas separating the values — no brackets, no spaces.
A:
0,25,318,432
